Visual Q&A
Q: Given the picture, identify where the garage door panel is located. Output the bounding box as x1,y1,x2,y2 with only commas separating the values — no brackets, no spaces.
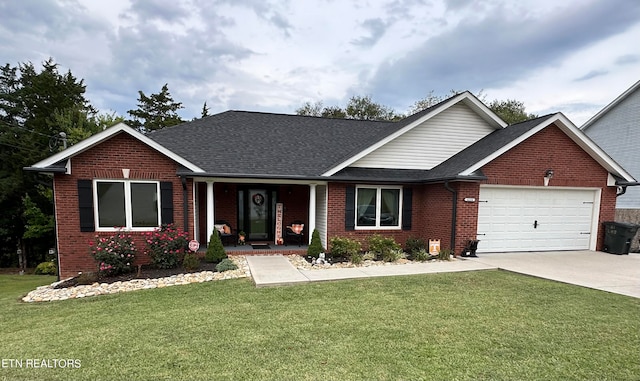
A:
477,187,597,252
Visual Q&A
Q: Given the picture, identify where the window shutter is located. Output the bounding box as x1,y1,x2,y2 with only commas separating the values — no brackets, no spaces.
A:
345,186,355,231
77,179,95,232
160,181,174,225
402,187,412,230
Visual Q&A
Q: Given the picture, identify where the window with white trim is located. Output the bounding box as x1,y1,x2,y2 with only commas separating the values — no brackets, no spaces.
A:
94,180,160,230
355,186,402,229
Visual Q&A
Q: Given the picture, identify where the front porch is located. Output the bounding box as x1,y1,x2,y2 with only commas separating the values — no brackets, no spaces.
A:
193,180,328,251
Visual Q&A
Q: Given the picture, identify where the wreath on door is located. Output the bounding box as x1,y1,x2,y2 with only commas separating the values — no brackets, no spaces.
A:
252,193,265,206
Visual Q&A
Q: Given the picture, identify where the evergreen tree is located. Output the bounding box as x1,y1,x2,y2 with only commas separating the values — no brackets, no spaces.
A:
127,83,184,132
0,59,94,267
307,229,324,257
201,101,210,118
205,231,226,263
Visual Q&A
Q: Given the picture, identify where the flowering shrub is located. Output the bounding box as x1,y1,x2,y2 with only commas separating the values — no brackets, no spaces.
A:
144,224,189,269
90,230,136,276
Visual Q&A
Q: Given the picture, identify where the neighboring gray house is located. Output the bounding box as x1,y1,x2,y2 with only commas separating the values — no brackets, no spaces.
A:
582,79,640,251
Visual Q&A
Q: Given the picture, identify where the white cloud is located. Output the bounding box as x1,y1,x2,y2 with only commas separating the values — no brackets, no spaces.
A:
1,0,639,126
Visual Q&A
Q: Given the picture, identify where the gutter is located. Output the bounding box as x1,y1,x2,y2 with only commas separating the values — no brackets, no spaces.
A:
444,181,457,253
177,170,487,185
615,181,640,197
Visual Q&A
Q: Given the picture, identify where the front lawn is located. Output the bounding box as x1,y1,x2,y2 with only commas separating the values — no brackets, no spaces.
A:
1,271,639,380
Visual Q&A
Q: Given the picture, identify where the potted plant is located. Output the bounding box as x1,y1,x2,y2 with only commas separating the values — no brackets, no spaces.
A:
238,231,246,245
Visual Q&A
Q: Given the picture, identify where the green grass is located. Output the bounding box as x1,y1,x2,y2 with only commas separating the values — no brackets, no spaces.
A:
1,271,639,381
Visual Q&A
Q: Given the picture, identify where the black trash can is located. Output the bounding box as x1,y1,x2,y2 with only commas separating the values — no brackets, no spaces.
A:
602,222,640,255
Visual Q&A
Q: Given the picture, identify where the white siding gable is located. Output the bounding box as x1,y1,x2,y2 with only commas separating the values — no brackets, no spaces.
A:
352,103,496,170
584,87,640,209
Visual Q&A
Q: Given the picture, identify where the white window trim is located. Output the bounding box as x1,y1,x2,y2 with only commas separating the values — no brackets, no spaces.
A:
355,185,403,230
93,179,161,231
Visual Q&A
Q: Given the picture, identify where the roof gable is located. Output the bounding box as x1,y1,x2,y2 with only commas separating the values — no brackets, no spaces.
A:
458,113,635,181
322,91,507,176
351,102,499,170
28,123,204,173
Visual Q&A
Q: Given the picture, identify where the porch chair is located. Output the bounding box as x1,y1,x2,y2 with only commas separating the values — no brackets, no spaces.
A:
214,220,237,247
285,220,305,246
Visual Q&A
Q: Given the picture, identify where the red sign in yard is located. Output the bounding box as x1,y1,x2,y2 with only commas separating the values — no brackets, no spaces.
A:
188,240,200,252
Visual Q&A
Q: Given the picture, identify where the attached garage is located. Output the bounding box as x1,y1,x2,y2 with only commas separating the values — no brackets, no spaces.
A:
477,186,600,252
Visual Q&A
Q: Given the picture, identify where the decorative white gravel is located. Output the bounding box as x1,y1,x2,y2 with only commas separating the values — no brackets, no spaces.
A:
22,256,251,303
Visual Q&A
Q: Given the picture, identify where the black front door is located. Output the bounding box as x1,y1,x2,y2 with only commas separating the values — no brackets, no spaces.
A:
239,187,276,241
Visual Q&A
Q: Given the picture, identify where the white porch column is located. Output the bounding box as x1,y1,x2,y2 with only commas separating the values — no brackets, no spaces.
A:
206,181,215,243
308,183,316,244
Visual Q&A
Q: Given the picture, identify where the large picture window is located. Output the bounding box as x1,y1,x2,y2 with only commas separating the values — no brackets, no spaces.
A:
95,180,160,230
355,186,402,229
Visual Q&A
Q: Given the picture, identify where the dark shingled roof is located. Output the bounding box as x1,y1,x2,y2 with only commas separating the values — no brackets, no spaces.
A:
148,105,550,183
148,111,401,177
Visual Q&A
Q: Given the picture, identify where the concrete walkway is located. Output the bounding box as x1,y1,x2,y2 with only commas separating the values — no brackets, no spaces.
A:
245,255,496,287
245,251,640,298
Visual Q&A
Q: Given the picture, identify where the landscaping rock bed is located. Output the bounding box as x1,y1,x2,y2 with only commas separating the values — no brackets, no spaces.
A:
22,256,250,303
287,254,456,270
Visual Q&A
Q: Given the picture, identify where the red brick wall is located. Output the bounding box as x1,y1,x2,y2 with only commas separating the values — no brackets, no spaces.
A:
480,123,616,250
324,124,617,254
279,185,309,233
54,133,193,277
326,183,424,251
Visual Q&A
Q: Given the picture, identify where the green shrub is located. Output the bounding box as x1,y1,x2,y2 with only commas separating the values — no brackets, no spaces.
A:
412,248,430,261
350,252,364,265
307,229,324,257
367,234,401,261
329,236,361,261
438,248,452,261
205,231,226,263
382,248,405,262
90,230,136,276
182,252,200,272
216,258,238,272
144,224,189,269
405,237,426,256
34,261,56,275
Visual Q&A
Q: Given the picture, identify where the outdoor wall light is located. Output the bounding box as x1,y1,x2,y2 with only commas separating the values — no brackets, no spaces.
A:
544,169,554,186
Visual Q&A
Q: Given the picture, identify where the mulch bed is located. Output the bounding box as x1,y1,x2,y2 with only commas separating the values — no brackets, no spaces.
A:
53,260,219,289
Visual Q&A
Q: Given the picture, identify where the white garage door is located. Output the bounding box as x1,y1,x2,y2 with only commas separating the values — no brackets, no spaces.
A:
476,186,599,252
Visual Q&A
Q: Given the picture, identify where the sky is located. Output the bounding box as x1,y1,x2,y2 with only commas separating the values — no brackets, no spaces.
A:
1,0,639,126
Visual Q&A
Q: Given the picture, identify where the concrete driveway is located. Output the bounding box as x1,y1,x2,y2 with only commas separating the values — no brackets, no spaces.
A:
470,251,640,298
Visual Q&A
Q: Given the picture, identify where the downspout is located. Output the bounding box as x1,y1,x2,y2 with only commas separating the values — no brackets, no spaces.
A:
181,176,189,232
444,181,457,253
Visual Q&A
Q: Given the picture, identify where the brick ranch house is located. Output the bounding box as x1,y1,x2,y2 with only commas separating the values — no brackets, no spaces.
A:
26,92,636,277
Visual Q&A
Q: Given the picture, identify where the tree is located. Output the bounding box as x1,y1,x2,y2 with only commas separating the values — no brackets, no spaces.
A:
298,91,537,125
0,59,94,267
201,101,210,118
407,90,487,115
50,109,124,148
296,95,400,121
345,95,400,121
127,83,184,132
488,99,538,125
